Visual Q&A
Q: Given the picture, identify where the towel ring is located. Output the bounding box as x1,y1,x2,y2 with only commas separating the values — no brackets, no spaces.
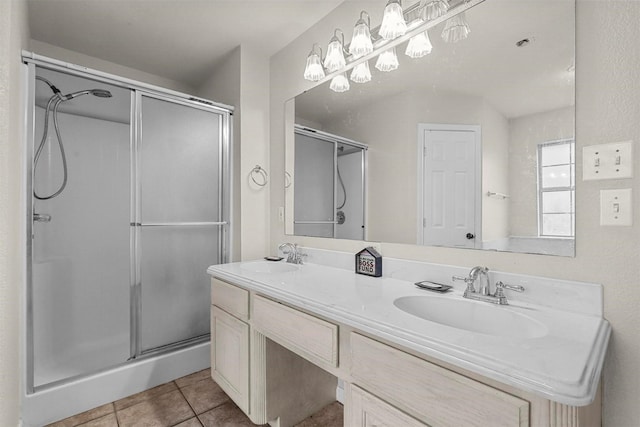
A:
285,171,292,189
250,165,268,187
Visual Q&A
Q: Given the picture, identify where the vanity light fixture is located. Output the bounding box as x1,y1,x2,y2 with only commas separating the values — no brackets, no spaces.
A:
350,61,372,83
379,0,407,40
375,47,399,72
423,0,449,20
441,11,470,43
330,73,350,92
324,29,347,73
301,0,484,85
405,27,433,58
303,44,325,81
349,11,374,59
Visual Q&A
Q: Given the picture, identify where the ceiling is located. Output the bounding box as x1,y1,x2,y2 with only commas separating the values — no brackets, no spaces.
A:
27,0,344,89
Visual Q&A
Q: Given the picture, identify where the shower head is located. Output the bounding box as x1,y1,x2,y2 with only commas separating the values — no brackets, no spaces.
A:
91,89,113,98
63,89,113,100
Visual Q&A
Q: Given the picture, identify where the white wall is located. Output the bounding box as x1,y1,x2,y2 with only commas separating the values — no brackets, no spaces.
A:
270,1,640,425
0,0,29,425
30,40,195,94
480,101,510,242
508,106,575,237
198,47,242,262
198,45,271,261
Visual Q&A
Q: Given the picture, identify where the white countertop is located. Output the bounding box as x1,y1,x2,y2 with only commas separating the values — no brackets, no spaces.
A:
207,256,610,407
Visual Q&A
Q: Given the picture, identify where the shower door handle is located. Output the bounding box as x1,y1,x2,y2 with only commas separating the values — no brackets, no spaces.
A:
33,213,52,223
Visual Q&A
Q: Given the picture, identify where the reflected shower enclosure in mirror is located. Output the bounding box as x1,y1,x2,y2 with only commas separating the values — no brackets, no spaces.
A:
285,0,575,256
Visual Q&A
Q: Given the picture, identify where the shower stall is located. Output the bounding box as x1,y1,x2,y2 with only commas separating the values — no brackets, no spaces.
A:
293,126,366,240
22,54,232,426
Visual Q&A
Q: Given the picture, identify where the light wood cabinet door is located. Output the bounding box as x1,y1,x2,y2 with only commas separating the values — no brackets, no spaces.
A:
211,305,249,413
347,384,428,427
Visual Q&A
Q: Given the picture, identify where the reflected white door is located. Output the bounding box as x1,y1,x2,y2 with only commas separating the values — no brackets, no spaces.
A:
419,125,480,248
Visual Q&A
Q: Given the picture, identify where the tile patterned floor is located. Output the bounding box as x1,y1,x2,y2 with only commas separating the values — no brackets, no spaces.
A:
46,369,343,427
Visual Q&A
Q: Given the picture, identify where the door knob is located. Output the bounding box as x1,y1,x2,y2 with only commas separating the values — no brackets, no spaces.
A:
466,233,475,240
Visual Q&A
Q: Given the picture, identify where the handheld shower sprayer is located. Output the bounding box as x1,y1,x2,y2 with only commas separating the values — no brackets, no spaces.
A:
63,89,113,100
33,78,113,201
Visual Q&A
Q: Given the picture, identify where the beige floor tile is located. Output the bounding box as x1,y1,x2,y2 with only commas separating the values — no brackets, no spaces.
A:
173,417,203,427
46,403,114,427
180,377,230,414
198,401,264,427
116,389,195,427
114,381,178,411
175,369,211,389
294,402,344,427
76,413,118,427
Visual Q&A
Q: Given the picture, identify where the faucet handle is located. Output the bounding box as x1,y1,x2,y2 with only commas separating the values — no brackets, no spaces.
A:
452,275,476,293
495,281,525,292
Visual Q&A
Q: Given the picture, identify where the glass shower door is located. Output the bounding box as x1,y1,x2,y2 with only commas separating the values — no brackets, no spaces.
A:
136,93,224,353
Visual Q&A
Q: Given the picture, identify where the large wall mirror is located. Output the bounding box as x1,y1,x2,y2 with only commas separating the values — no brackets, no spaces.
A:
285,0,575,256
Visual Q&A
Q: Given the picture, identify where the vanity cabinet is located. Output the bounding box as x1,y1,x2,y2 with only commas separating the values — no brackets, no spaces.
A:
210,279,250,413
210,274,601,427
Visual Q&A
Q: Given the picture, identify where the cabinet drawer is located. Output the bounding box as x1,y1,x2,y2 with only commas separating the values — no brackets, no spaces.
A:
350,333,529,427
347,384,428,427
253,295,338,368
211,278,249,320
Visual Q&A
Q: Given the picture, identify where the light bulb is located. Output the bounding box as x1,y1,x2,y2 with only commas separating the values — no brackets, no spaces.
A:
330,73,350,92
405,30,433,59
324,38,346,73
303,46,325,81
379,0,407,40
349,13,374,59
375,47,399,72
442,12,470,43
350,61,372,83
424,0,449,20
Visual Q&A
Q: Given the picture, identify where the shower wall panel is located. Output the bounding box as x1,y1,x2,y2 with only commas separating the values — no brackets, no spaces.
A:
32,108,130,386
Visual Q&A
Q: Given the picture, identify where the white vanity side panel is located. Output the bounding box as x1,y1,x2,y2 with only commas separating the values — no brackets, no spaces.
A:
350,333,529,427
252,295,338,368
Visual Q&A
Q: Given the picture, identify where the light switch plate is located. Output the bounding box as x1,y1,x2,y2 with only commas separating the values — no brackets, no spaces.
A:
600,189,632,226
583,141,633,180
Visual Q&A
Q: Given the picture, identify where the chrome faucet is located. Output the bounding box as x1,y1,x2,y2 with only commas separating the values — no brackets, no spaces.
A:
278,243,306,264
452,266,525,305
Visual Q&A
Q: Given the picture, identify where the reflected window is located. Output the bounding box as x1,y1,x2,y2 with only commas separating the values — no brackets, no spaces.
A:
538,140,575,237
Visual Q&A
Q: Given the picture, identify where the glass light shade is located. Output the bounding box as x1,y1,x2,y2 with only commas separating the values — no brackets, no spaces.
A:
379,0,407,40
424,0,449,20
375,47,399,72
350,61,372,83
349,20,374,59
324,39,346,72
442,12,471,43
330,73,350,93
405,30,433,58
303,52,325,81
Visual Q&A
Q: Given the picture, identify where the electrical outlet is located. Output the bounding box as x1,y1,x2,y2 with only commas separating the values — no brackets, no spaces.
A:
583,141,633,180
600,189,632,226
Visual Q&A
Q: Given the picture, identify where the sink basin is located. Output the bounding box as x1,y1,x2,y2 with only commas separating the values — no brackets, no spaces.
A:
394,296,548,339
240,261,299,274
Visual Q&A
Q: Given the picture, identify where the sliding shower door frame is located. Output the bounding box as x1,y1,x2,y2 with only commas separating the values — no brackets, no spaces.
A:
130,90,231,359
22,53,233,394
